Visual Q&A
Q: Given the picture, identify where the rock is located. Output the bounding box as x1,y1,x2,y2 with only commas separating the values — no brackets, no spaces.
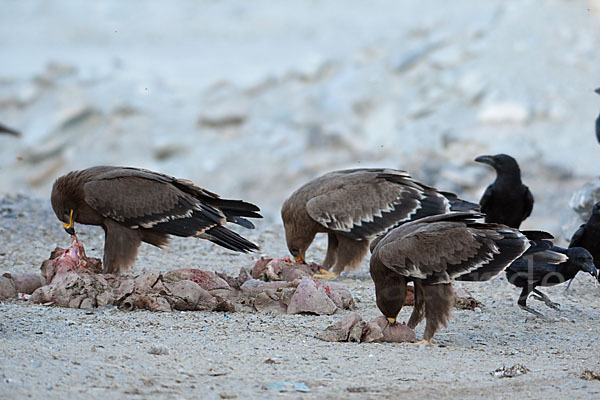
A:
490,364,530,378
316,311,363,342
251,257,320,281
323,282,355,310
287,277,337,315
27,236,355,315
133,271,162,291
40,235,102,283
216,269,251,290
132,294,171,312
391,40,443,72
348,320,366,342
454,287,483,310
197,98,249,128
264,381,310,393
457,72,487,103
477,102,530,124
429,45,465,68
2,272,45,294
361,316,416,343
0,276,17,300
148,345,170,356
166,280,205,311
360,318,384,343
164,269,230,291
569,178,600,221
239,279,288,297
254,292,287,314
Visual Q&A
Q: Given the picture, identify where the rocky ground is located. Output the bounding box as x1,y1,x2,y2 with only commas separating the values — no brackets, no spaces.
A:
1,0,600,398
1,197,600,399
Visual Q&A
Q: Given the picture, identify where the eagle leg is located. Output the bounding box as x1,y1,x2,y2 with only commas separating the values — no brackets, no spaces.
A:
331,235,369,275
321,233,338,269
531,289,560,310
102,219,142,274
421,283,453,343
407,282,425,329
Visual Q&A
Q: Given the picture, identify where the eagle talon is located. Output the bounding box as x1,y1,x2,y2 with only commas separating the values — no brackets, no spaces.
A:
312,269,338,280
412,339,437,347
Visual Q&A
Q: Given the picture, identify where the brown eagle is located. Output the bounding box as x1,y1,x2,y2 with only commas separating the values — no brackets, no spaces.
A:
281,168,478,278
51,166,262,274
369,212,530,345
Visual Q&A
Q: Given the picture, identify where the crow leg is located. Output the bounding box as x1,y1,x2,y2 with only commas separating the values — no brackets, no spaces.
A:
563,278,574,295
531,289,560,310
516,286,547,319
518,304,549,320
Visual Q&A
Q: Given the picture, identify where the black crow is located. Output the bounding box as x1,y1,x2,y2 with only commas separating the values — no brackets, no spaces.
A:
506,237,598,319
595,88,600,144
569,200,600,274
475,154,533,228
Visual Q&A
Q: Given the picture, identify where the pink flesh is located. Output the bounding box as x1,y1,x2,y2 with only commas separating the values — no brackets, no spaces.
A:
58,235,81,264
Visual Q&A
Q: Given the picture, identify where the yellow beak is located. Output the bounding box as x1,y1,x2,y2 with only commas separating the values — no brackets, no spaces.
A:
62,209,75,235
293,250,305,263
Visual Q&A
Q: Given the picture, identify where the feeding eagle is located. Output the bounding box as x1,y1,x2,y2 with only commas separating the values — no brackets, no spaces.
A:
51,166,262,274
369,212,531,345
281,168,478,279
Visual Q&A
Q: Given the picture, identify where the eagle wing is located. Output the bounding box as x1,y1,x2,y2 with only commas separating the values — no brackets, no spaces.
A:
373,213,528,283
305,170,449,240
83,170,227,236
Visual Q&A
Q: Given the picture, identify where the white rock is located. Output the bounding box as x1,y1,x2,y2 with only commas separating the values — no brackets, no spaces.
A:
477,102,530,124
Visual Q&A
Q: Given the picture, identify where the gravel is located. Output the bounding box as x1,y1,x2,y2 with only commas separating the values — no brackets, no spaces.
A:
1,196,600,399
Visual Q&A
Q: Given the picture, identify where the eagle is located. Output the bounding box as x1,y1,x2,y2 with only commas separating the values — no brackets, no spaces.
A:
369,212,530,346
281,168,478,279
50,166,262,274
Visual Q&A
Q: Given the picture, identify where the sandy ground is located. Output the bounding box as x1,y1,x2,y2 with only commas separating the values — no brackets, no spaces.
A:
1,196,600,400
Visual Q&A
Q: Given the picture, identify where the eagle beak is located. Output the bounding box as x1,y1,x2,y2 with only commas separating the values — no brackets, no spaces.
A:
293,250,305,263
62,209,75,235
386,317,397,325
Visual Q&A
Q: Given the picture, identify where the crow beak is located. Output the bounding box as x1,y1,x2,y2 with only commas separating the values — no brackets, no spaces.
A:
474,155,496,166
595,88,600,95
62,209,75,235
584,263,599,282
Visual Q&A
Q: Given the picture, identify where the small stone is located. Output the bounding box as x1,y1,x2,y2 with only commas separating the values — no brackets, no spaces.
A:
265,381,310,393
287,278,337,315
148,345,169,355
316,312,363,342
